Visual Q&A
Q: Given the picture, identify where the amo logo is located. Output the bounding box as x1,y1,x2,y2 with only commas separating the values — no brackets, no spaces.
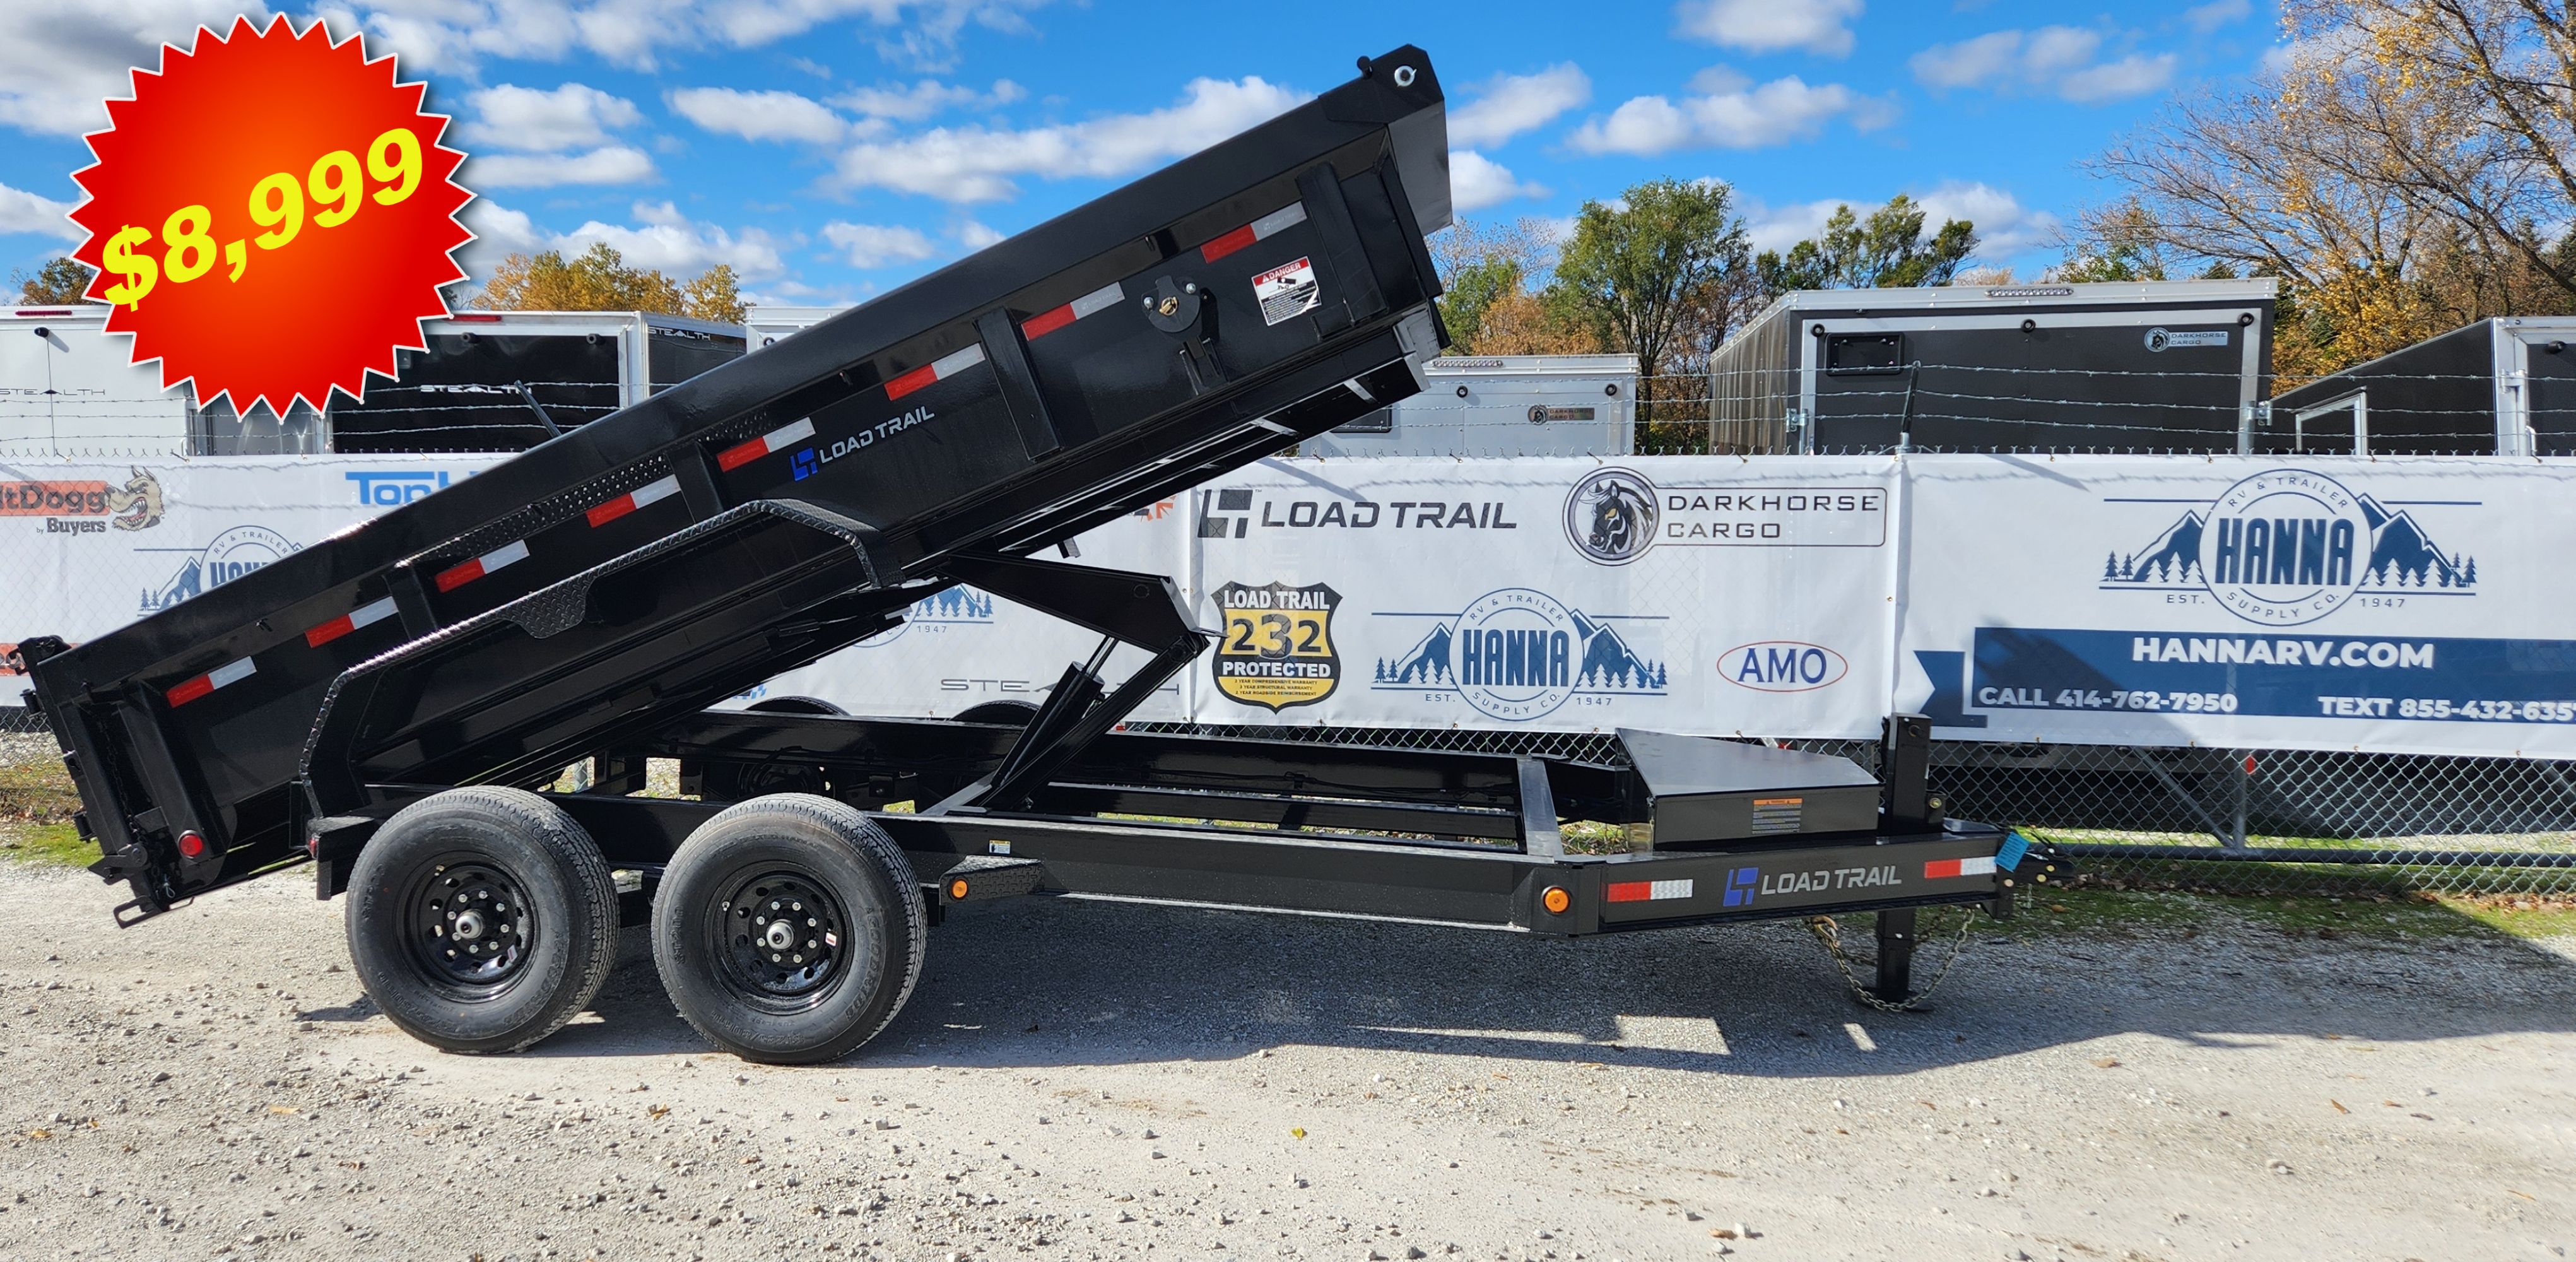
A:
1720,641,1849,692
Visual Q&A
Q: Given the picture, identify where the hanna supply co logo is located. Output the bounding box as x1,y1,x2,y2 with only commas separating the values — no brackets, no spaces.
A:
2100,467,2473,626
1371,587,1665,721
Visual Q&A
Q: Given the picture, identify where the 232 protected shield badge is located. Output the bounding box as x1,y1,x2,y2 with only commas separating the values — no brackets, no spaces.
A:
1212,580,1341,711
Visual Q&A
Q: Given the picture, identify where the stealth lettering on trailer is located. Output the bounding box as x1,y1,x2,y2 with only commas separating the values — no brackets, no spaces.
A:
1967,627,2576,723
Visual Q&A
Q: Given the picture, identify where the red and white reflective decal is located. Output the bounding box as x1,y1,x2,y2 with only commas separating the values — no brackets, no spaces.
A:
585,475,683,528
885,345,988,402
167,656,256,708
715,418,816,472
1923,856,1998,879
303,596,399,648
1021,281,1126,340
433,539,531,593
1603,878,1696,904
1200,202,1309,262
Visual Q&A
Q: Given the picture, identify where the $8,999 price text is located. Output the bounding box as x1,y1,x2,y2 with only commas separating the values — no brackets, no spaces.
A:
99,126,425,308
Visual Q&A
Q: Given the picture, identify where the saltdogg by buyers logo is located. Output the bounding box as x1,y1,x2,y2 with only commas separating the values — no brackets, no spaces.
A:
1563,468,1657,565
1372,587,1665,721
2100,468,2474,626
138,524,298,614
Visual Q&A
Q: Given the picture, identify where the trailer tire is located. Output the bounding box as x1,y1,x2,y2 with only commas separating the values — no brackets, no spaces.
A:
652,793,925,1064
344,787,620,1054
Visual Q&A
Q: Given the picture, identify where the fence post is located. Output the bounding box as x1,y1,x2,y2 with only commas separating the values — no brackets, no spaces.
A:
2230,751,2250,851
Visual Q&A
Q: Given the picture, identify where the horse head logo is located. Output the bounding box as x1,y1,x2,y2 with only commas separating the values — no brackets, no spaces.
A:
1563,468,1656,565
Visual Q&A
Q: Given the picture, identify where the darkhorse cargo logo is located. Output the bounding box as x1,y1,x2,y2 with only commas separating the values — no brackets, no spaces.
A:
2100,468,2474,626
1372,587,1666,721
1212,581,1341,711
1563,467,1657,565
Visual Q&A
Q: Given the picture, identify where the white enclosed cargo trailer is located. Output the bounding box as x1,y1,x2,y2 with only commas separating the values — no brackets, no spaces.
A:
2,304,201,456
1298,353,1637,457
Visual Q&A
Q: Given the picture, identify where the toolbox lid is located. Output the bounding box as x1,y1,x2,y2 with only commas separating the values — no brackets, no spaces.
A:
1616,729,1881,847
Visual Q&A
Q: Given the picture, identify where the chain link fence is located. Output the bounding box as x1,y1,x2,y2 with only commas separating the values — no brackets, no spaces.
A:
1127,721,2576,898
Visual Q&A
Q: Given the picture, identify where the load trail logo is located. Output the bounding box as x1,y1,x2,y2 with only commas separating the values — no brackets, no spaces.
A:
2102,468,2474,626
1372,587,1665,721
1212,581,1341,711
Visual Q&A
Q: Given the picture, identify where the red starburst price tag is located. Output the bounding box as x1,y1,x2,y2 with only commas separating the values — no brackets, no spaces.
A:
68,16,472,415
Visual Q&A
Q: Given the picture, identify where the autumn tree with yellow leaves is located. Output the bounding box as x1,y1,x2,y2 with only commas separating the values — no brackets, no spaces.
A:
473,242,746,324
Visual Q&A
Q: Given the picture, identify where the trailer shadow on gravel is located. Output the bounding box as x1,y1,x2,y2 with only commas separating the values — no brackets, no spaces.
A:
522,891,2576,1079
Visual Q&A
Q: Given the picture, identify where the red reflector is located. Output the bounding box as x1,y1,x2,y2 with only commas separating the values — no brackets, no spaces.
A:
433,558,485,592
1200,223,1257,262
16,309,73,317
1020,304,1077,340
716,437,767,470
449,313,502,323
883,362,939,400
1924,858,1964,878
304,613,357,647
177,830,206,858
585,493,638,528
1604,880,1652,903
165,674,215,707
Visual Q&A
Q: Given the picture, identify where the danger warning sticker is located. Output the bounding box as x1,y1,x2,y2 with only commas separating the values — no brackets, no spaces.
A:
1252,256,1319,326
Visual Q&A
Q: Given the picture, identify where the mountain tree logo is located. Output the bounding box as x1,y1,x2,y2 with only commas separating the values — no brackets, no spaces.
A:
2100,468,2475,625
1372,587,1666,721
854,584,997,647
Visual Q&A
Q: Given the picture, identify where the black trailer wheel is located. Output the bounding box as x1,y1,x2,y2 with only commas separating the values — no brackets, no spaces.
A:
652,793,926,1064
745,695,849,716
954,699,1038,726
344,787,620,1054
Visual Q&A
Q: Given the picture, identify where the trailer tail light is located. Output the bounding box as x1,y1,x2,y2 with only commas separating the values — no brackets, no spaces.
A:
883,345,987,402
1604,879,1694,904
584,475,682,528
166,657,256,707
303,596,399,647
1021,281,1126,340
1541,886,1570,915
177,830,206,858
1922,856,1997,879
715,417,816,471
433,539,530,592
1199,202,1308,262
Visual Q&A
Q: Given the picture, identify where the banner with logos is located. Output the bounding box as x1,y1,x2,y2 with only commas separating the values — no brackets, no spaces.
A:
1895,456,2576,758
0,454,502,676
1177,456,1904,739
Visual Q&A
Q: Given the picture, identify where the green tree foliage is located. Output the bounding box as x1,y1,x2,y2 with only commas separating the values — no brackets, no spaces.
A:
11,257,96,305
1553,178,1752,385
2054,203,2169,282
1756,196,1977,293
474,242,745,323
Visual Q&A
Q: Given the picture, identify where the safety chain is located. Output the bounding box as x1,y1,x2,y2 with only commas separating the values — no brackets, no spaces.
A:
1806,907,1984,1013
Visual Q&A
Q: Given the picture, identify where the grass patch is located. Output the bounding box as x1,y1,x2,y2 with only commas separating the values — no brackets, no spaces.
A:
1,749,87,867
1,821,91,867
1982,885,2576,943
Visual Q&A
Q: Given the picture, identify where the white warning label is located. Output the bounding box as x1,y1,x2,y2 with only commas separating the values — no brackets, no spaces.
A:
1253,256,1320,326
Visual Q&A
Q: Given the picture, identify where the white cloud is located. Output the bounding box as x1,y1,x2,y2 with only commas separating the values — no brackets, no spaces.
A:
832,78,1024,121
2185,0,2252,34
833,76,1309,203
822,220,937,268
668,87,846,144
1742,181,2060,261
0,180,81,242
464,198,789,283
1673,0,1863,56
462,83,642,153
322,0,1057,75
953,220,1006,249
1910,27,2176,102
1568,73,1886,155
1449,151,1548,212
1447,64,1591,149
0,2,276,136
464,145,657,188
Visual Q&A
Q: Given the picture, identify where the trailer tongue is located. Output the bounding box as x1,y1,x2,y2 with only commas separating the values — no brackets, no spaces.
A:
14,47,2061,1064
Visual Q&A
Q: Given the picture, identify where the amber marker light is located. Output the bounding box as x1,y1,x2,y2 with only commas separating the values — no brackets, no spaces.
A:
948,878,971,900
1541,886,1571,915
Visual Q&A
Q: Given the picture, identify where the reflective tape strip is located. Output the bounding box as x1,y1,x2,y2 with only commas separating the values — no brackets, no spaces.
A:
304,596,399,647
584,475,682,528
716,417,817,471
167,656,256,707
885,344,989,401
1201,201,1308,262
1923,856,1998,880
1603,878,1695,904
1021,281,1125,340
434,539,530,593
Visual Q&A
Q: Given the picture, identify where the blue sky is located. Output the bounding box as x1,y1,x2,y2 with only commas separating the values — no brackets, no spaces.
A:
0,1,2282,309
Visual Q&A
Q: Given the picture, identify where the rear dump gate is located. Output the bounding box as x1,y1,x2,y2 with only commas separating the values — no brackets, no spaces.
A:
15,45,2061,1064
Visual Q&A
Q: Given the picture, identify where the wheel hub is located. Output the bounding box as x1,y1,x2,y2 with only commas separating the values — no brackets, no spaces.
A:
410,861,532,988
714,870,848,1008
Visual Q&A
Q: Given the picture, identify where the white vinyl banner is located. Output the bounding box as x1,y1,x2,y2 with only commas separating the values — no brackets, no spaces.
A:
1177,456,1902,738
1895,456,2576,757
1,455,502,671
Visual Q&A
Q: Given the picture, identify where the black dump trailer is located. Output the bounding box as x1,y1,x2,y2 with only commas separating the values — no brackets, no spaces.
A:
11,48,2061,1064
1708,278,2276,454
2267,316,2576,456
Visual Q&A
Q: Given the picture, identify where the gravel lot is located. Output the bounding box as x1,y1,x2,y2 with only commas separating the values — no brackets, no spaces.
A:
0,859,2570,1262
